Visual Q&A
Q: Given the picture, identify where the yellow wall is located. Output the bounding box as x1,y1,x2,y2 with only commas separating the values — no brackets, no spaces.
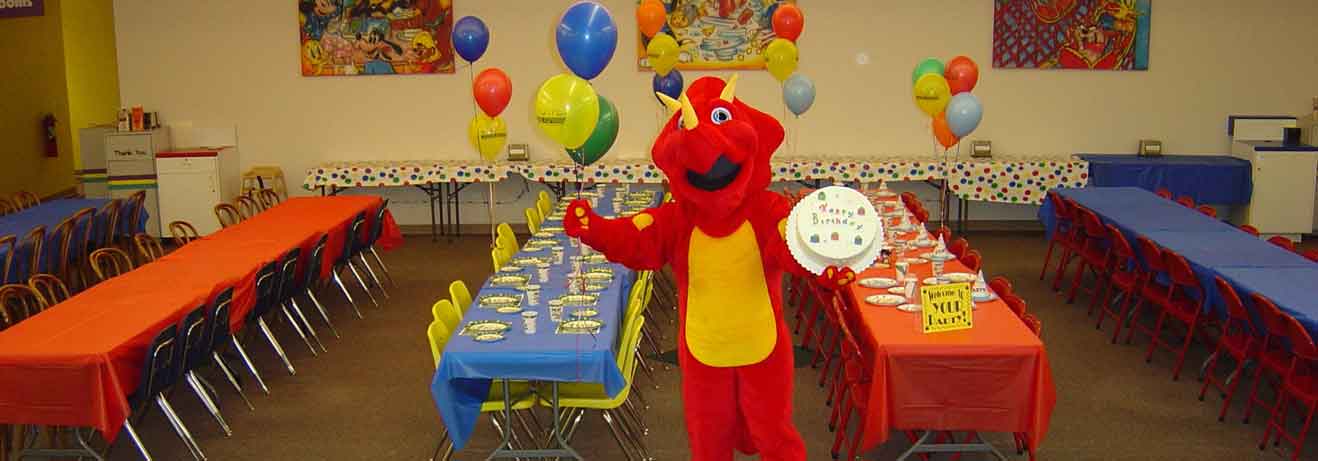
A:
61,0,120,170
0,0,73,197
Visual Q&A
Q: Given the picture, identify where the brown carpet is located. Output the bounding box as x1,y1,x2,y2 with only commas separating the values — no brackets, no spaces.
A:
97,233,1318,460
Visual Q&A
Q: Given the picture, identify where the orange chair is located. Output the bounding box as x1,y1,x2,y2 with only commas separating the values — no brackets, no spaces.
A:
1268,236,1296,252
988,276,1013,297
959,249,982,272
1196,205,1217,218
1198,277,1257,422
932,226,952,246
1175,195,1195,208
1154,188,1173,199
1239,224,1260,236
1022,313,1042,336
1260,313,1318,460
1003,294,1027,319
947,237,970,259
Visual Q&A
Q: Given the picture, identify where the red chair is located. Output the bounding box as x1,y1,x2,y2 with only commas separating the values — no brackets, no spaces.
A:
1260,313,1318,460
1136,250,1204,381
1049,197,1087,291
1125,237,1169,345
1268,236,1296,252
947,237,970,259
1022,313,1042,337
1304,249,1318,263
1095,224,1143,343
912,207,930,224
1040,192,1079,283
932,226,952,246
959,249,982,272
827,296,873,461
1199,277,1258,421
1244,294,1296,425
900,191,919,212
1003,294,1028,319
1196,205,1218,218
1239,224,1261,236
1176,195,1195,208
1155,188,1173,199
1066,208,1111,311
988,276,1013,297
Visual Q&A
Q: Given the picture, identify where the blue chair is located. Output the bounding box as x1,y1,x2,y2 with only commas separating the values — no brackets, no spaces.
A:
127,324,205,460
276,248,324,354
359,198,395,288
331,212,375,313
178,305,233,437
205,287,262,404
247,261,297,376
297,234,341,339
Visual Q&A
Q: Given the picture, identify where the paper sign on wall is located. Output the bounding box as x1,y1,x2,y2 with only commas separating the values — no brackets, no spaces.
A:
920,283,973,334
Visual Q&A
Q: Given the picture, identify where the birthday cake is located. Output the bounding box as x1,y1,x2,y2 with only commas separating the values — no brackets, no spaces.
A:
786,186,884,274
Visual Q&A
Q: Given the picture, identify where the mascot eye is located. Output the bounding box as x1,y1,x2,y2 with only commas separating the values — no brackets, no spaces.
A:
710,107,732,125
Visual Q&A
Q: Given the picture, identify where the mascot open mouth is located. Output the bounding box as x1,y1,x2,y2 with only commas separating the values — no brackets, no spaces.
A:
686,155,741,191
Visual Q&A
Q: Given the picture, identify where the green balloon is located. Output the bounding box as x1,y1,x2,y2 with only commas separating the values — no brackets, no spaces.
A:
566,95,619,166
912,57,945,85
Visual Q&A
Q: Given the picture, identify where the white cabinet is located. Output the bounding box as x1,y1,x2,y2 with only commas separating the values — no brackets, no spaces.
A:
106,130,170,236
1231,141,1318,239
156,148,240,236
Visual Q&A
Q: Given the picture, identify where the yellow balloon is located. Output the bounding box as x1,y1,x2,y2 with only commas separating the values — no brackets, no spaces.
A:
535,73,600,149
912,73,951,117
763,38,798,82
468,114,507,161
646,32,680,76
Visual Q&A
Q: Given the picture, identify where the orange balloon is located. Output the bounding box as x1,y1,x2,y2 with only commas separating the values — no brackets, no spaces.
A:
944,55,979,95
933,113,959,149
637,0,667,38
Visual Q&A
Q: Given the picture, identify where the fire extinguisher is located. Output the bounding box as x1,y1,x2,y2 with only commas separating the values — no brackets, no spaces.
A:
42,113,57,157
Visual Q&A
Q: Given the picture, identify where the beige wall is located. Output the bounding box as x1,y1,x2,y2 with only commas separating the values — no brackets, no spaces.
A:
112,0,1318,223
0,0,74,198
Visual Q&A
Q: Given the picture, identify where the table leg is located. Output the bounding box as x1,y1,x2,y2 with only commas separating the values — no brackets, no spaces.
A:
486,381,582,460
896,430,1009,461
16,427,106,461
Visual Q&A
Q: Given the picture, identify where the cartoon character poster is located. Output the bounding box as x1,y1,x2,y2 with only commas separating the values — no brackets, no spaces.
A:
637,0,795,71
993,0,1151,70
299,0,454,76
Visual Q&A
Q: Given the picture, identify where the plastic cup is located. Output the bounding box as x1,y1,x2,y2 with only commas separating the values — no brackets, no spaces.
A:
551,247,565,264
524,284,541,306
536,264,551,283
548,299,564,322
521,311,538,335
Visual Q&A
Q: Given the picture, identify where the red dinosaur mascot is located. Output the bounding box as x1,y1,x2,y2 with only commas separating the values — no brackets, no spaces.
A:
564,75,853,460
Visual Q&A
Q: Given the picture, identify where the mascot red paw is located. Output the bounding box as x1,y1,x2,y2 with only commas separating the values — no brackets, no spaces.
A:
563,199,595,239
817,265,857,289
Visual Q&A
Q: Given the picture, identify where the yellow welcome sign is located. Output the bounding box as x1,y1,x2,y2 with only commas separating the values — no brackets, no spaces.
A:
920,283,973,334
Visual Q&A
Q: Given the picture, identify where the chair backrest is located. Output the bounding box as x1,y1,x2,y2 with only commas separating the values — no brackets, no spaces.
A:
96,199,123,248
337,212,367,265
948,237,970,259
913,207,930,224
1047,191,1069,220
234,195,261,219
178,304,210,372
1079,208,1107,239
959,249,983,272
1175,195,1195,208
449,280,472,314
1238,224,1260,237
525,208,541,234
1252,293,1291,350
27,274,70,306
207,287,235,350
23,225,44,279
89,247,134,282
276,248,301,302
431,299,462,335
1135,236,1166,275
0,234,15,284
13,191,39,209
536,194,552,218
491,248,506,272
250,261,279,319
1162,250,1203,300
1279,312,1318,379
53,216,77,278
302,235,329,288
933,226,952,245
1267,236,1295,252
900,192,919,211
988,276,1013,297
0,197,14,215
426,319,451,368
1196,205,1217,218
133,324,179,402
133,233,165,263
214,203,243,228
1304,249,1318,263
1003,293,1027,318
367,198,390,245
1213,276,1255,338
1023,313,1043,337
1154,188,1172,199
168,220,201,246
0,284,48,328
496,223,517,250
1105,224,1134,262
256,189,281,210
126,191,146,234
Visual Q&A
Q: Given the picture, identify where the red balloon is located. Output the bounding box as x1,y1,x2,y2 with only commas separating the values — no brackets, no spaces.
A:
933,113,959,149
944,56,979,95
473,68,512,117
772,4,804,42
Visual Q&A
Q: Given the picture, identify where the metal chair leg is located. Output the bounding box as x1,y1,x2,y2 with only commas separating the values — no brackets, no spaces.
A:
287,299,327,353
211,352,254,411
600,410,641,461
346,261,379,307
256,318,296,375
369,246,396,287
304,290,340,339
155,396,206,461
121,421,153,461
228,337,270,394
358,253,389,299
332,271,365,319
279,305,319,356
428,427,452,461
184,372,232,437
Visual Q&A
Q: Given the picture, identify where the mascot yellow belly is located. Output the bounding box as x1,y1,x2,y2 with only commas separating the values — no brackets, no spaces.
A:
684,221,777,367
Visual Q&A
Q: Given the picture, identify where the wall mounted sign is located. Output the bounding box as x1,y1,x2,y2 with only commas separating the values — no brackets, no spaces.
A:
298,0,455,76
0,0,44,19
993,0,1152,70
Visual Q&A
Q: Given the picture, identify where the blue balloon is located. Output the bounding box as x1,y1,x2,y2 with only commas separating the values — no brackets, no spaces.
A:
555,2,618,80
653,69,684,102
782,73,815,116
452,16,489,63
946,93,983,138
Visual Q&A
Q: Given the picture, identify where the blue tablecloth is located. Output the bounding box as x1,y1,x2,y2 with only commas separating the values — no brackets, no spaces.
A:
0,198,145,284
1216,267,1318,339
1039,187,1235,240
1076,154,1252,205
431,187,656,450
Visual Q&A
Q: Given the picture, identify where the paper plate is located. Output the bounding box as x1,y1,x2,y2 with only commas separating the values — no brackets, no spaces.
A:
786,186,883,275
973,291,998,303
896,303,922,313
857,277,898,289
942,272,977,283
903,257,930,265
865,294,905,306
922,251,957,262
922,277,947,285
887,286,906,294
473,333,506,343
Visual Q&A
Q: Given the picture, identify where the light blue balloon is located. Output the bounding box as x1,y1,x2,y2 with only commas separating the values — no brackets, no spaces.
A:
946,93,983,138
782,73,815,116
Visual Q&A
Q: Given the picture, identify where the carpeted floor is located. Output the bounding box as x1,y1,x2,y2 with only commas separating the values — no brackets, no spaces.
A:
99,232,1318,461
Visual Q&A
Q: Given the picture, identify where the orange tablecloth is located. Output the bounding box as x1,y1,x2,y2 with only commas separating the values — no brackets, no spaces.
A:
0,196,400,440
845,214,1056,452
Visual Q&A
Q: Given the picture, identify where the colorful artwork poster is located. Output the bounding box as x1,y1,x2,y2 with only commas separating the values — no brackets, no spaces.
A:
298,0,454,77
637,0,796,72
993,0,1151,70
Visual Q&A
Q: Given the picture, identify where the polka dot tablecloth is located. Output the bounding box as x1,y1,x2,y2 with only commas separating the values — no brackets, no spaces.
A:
304,156,1089,205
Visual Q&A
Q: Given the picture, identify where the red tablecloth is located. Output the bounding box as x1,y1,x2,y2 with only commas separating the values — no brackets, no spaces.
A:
0,196,400,440
844,212,1056,452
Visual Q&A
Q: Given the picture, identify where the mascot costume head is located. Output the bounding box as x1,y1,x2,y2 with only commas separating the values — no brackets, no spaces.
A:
565,75,852,461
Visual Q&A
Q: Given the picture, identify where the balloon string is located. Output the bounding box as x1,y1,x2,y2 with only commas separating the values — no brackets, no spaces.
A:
468,61,497,246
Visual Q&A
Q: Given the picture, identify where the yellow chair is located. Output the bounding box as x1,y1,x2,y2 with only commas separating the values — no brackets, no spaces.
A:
524,208,542,234
432,299,462,333
541,316,650,459
449,281,473,314
496,223,518,248
537,191,553,218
